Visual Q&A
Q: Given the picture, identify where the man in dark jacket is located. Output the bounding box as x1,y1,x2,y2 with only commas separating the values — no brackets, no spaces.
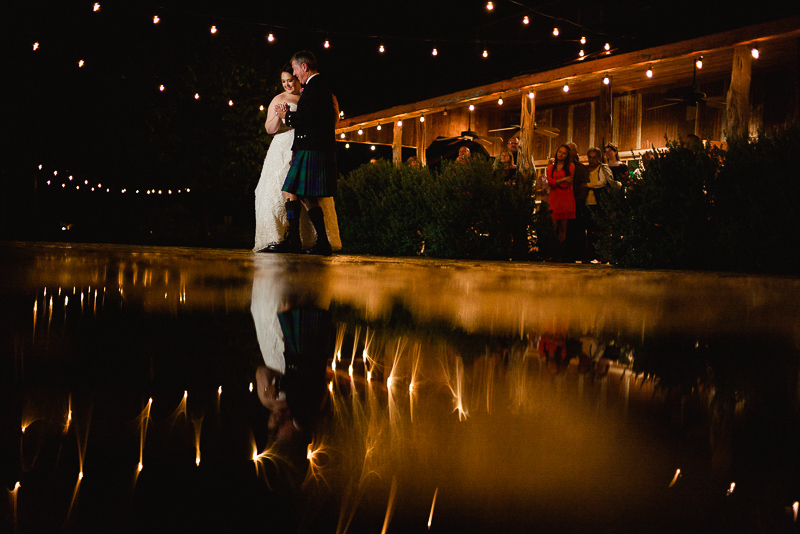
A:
269,50,338,256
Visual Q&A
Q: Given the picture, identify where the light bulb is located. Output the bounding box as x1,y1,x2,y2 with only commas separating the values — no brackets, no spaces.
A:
562,83,570,92
210,26,217,34
523,15,529,24
153,15,160,24
751,46,759,59
580,36,586,44
553,28,559,36
432,47,438,56
324,40,330,48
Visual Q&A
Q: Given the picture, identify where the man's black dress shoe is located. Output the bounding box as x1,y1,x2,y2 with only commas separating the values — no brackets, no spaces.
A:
260,240,302,253
304,242,332,256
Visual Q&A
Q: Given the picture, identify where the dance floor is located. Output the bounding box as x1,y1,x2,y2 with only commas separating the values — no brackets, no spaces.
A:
2,242,799,533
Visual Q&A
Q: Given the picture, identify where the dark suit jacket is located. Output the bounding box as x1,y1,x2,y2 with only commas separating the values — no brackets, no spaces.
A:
284,74,337,152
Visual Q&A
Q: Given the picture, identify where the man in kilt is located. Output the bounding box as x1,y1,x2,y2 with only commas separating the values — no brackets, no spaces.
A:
269,50,338,256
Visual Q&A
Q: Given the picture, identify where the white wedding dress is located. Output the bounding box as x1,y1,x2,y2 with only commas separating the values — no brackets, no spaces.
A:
254,102,342,252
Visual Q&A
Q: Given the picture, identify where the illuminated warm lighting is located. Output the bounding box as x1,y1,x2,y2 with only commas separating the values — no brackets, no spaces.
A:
482,48,488,58
793,501,798,522
252,451,258,462
228,100,234,106
419,116,425,122
183,390,187,399
370,145,376,151
218,386,222,395
78,60,85,68
195,456,200,466
432,47,438,56
210,26,217,34
339,133,345,139
579,50,585,57
377,124,382,130
497,98,503,105
357,129,363,135
428,487,439,529
14,482,20,490
580,36,586,44
468,104,474,111
345,143,350,148
267,33,275,42
669,468,681,487
328,382,333,392
33,42,39,51
249,382,253,392
751,46,759,59
646,66,653,78
726,482,735,495
21,425,26,433
562,83,570,92
323,40,330,48
339,110,344,118
138,462,143,472
528,91,534,99
367,370,372,382
486,1,494,10
78,471,84,480
194,93,200,100
696,56,703,69
604,42,611,51
93,3,100,12
603,76,610,85
378,43,385,53
552,27,559,36
153,15,160,24
259,105,264,111
522,15,529,24
397,120,402,126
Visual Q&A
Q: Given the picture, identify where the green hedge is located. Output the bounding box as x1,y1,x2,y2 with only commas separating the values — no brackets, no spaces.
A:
336,157,538,259
596,125,800,274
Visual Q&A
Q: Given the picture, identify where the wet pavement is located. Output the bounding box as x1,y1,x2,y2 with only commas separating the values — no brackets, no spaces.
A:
2,242,800,533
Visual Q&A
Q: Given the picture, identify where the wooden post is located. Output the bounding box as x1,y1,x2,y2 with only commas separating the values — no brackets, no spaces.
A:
393,121,402,165
416,118,427,166
598,78,612,151
518,93,535,179
726,45,752,139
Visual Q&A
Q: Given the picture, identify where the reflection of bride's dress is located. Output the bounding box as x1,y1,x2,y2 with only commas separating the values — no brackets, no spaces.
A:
254,102,342,251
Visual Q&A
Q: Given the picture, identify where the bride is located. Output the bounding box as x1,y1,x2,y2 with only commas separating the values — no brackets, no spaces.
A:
254,65,341,252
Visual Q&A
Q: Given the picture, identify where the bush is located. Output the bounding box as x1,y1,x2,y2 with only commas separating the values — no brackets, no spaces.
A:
336,156,538,259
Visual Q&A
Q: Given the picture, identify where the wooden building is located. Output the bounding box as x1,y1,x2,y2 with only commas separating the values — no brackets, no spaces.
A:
335,17,800,170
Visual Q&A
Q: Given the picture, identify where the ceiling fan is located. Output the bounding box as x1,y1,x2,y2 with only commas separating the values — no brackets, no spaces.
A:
437,111,504,148
489,123,561,139
646,61,726,113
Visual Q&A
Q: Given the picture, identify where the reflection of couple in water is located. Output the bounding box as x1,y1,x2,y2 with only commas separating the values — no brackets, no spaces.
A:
250,264,334,481
538,333,617,378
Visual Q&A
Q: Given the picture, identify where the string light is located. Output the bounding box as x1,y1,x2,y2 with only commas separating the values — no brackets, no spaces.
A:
376,123,382,130
468,104,475,111
370,145,376,150
522,15,529,24
210,25,217,34
695,56,703,69
751,46,759,59
646,65,653,78
345,143,350,148
228,100,233,106
33,42,39,51
267,33,275,42
553,28,559,37
357,129,363,135
431,47,438,56
159,85,164,92
579,50,585,57
603,76,610,85
419,116,424,122
497,98,503,105
153,15,160,24
340,132,345,138
604,42,611,51
486,1,494,10
323,40,330,48
482,48,488,58
93,3,100,12
397,120,402,126
259,105,264,111
194,93,200,100
528,91,534,99
78,59,85,68
580,36,586,44
378,43,385,53
562,83,569,92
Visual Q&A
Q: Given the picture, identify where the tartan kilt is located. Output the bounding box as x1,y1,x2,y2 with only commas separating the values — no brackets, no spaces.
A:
282,150,338,197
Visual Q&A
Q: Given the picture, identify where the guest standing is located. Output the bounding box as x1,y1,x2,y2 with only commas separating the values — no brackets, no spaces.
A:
545,144,576,260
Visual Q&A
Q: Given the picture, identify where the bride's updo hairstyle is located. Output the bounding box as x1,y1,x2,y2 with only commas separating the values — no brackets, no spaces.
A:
290,50,318,71
282,63,295,77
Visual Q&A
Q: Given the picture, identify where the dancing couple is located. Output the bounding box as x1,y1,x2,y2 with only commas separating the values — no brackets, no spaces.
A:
254,50,341,255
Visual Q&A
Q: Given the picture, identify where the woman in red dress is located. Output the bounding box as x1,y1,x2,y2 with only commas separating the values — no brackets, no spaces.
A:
545,144,576,255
